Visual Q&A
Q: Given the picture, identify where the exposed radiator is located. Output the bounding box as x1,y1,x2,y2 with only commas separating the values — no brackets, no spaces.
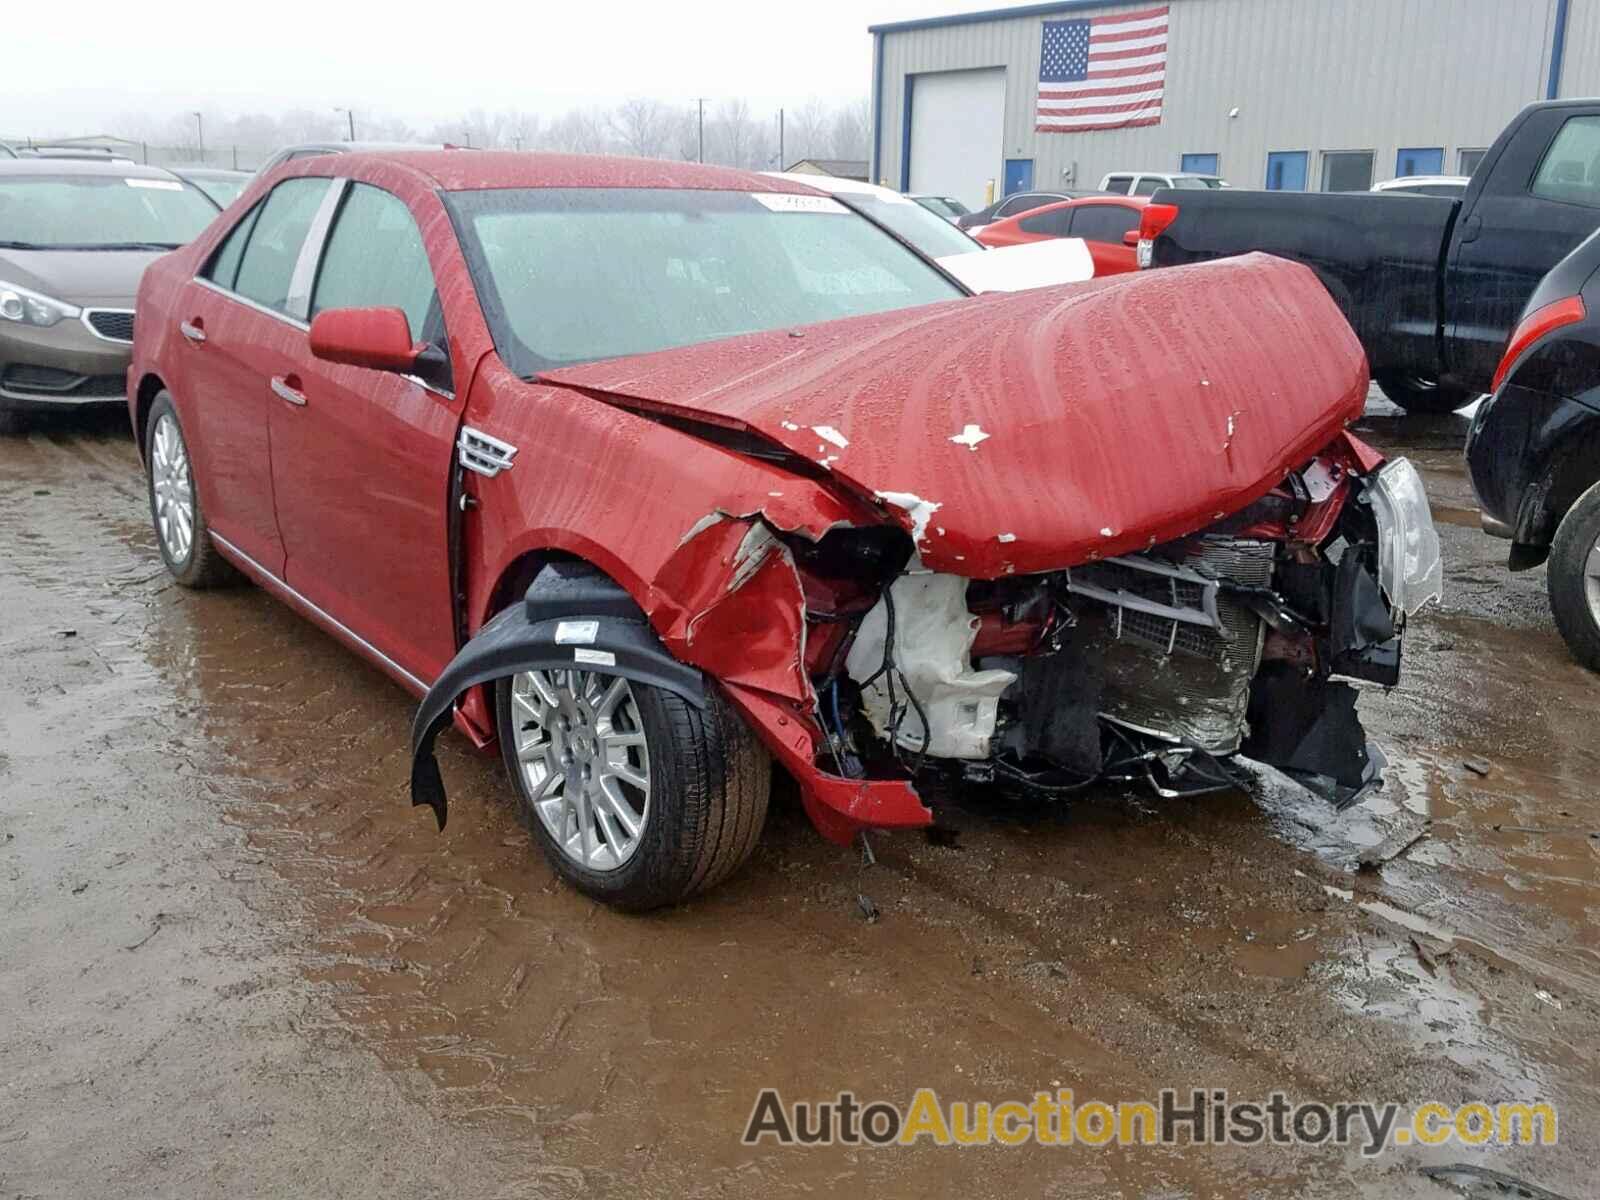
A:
1074,537,1275,753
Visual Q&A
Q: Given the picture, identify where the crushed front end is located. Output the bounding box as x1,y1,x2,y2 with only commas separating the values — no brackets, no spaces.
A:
780,434,1441,833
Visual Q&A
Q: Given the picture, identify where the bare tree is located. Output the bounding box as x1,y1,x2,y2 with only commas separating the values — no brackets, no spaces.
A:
829,98,870,161
609,97,674,159
787,97,831,164
541,107,611,155
710,98,755,168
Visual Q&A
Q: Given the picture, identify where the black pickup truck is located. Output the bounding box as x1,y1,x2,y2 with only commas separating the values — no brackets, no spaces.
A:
1142,99,1600,412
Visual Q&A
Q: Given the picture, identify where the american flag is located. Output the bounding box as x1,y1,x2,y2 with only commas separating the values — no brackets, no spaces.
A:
1036,5,1169,133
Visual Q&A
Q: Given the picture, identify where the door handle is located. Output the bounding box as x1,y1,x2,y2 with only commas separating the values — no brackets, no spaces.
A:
179,319,206,344
270,374,307,407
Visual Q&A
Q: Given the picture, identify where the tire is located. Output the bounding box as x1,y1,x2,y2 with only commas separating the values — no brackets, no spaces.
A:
144,392,237,588
1547,479,1600,672
1375,373,1475,415
0,406,24,436
495,665,770,911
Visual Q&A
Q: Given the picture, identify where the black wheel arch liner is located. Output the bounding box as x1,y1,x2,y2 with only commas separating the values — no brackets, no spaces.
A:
409,561,706,830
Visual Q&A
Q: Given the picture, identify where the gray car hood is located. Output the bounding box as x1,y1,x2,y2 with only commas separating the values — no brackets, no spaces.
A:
0,248,166,309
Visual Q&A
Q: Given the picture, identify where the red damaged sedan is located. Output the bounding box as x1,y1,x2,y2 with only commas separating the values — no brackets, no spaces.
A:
129,152,1442,910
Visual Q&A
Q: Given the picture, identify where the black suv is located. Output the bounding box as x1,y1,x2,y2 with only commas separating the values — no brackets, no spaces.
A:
1467,224,1600,668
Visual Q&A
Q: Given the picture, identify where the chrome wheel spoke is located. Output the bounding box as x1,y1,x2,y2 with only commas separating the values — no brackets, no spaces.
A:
604,761,649,792
513,668,650,872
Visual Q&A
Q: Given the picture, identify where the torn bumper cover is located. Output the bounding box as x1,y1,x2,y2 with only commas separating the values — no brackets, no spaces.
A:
409,563,705,830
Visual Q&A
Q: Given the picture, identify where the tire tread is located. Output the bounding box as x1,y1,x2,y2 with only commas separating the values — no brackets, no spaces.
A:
1547,479,1600,671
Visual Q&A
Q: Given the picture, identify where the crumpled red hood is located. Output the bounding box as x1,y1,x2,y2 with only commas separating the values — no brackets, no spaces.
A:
539,252,1367,578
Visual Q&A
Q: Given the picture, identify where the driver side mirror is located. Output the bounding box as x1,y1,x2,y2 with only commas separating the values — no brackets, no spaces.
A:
309,306,423,373
1122,230,1141,246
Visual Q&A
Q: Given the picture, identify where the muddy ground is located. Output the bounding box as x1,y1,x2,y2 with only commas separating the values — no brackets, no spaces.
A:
1,394,1596,1199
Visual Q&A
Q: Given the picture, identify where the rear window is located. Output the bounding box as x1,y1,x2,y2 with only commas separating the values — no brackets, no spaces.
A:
447,187,964,375
1532,115,1600,209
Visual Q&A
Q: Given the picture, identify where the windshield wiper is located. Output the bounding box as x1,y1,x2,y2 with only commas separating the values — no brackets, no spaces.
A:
0,240,182,251
81,241,185,251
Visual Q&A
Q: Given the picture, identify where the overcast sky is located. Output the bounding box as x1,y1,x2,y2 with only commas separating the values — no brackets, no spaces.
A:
5,0,996,136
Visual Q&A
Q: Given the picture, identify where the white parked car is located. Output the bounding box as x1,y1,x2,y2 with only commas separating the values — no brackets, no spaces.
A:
764,173,1093,293
1371,175,1471,198
1100,171,1229,195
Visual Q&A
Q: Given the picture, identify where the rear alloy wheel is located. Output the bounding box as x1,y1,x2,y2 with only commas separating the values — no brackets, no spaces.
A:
1547,479,1600,672
1375,373,1475,415
496,665,770,910
144,392,236,588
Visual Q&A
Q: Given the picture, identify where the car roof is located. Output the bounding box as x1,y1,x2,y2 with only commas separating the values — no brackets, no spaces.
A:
1374,174,1468,188
324,150,826,195
279,140,446,155
0,157,185,180
168,165,252,178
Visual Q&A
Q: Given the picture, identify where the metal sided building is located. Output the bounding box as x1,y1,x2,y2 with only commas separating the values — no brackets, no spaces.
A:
869,0,1600,210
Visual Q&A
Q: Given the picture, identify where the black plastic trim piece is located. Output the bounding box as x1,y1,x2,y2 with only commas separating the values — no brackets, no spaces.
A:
409,566,706,830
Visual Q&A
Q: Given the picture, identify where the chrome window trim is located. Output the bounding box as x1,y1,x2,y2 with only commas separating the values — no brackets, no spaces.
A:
193,277,309,331
192,175,459,402
209,530,429,693
80,307,135,344
286,178,349,322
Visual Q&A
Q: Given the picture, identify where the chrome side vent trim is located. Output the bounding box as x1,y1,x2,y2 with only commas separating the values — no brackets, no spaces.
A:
457,426,518,478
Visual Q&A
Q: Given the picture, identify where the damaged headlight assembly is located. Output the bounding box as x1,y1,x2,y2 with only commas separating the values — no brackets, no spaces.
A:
1366,457,1444,616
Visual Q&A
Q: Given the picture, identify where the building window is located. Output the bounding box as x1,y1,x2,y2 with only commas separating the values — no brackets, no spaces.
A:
1458,148,1488,176
1395,147,1443,178
1180,153,1219,175
1322,151,1374,192
1532,115,1600,209
1265,151,1308,191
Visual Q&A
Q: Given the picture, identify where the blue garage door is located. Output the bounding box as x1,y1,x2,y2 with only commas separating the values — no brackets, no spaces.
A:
1180,153,1219,174
1396,147,1444,178
1265,151,1308,191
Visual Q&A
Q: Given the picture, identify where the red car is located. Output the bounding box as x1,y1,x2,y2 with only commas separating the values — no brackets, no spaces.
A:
976,195,1149,276
129,152,1440,910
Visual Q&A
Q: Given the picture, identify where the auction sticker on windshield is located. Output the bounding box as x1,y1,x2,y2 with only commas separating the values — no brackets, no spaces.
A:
750,192,849,214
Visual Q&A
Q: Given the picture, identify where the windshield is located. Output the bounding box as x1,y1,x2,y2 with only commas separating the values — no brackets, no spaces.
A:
917,196,969,219
186,175,248,208
839,192,978,259
447,187,965,374
0,174,218,248
1170,176,1226,189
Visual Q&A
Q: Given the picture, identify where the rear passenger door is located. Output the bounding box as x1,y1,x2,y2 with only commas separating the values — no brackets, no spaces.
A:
271,181,462,685
1447,107,1600,388
177,176,334,573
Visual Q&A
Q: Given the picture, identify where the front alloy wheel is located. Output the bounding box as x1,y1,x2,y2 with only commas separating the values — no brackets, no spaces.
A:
511,668,652,872
495,656,770,910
